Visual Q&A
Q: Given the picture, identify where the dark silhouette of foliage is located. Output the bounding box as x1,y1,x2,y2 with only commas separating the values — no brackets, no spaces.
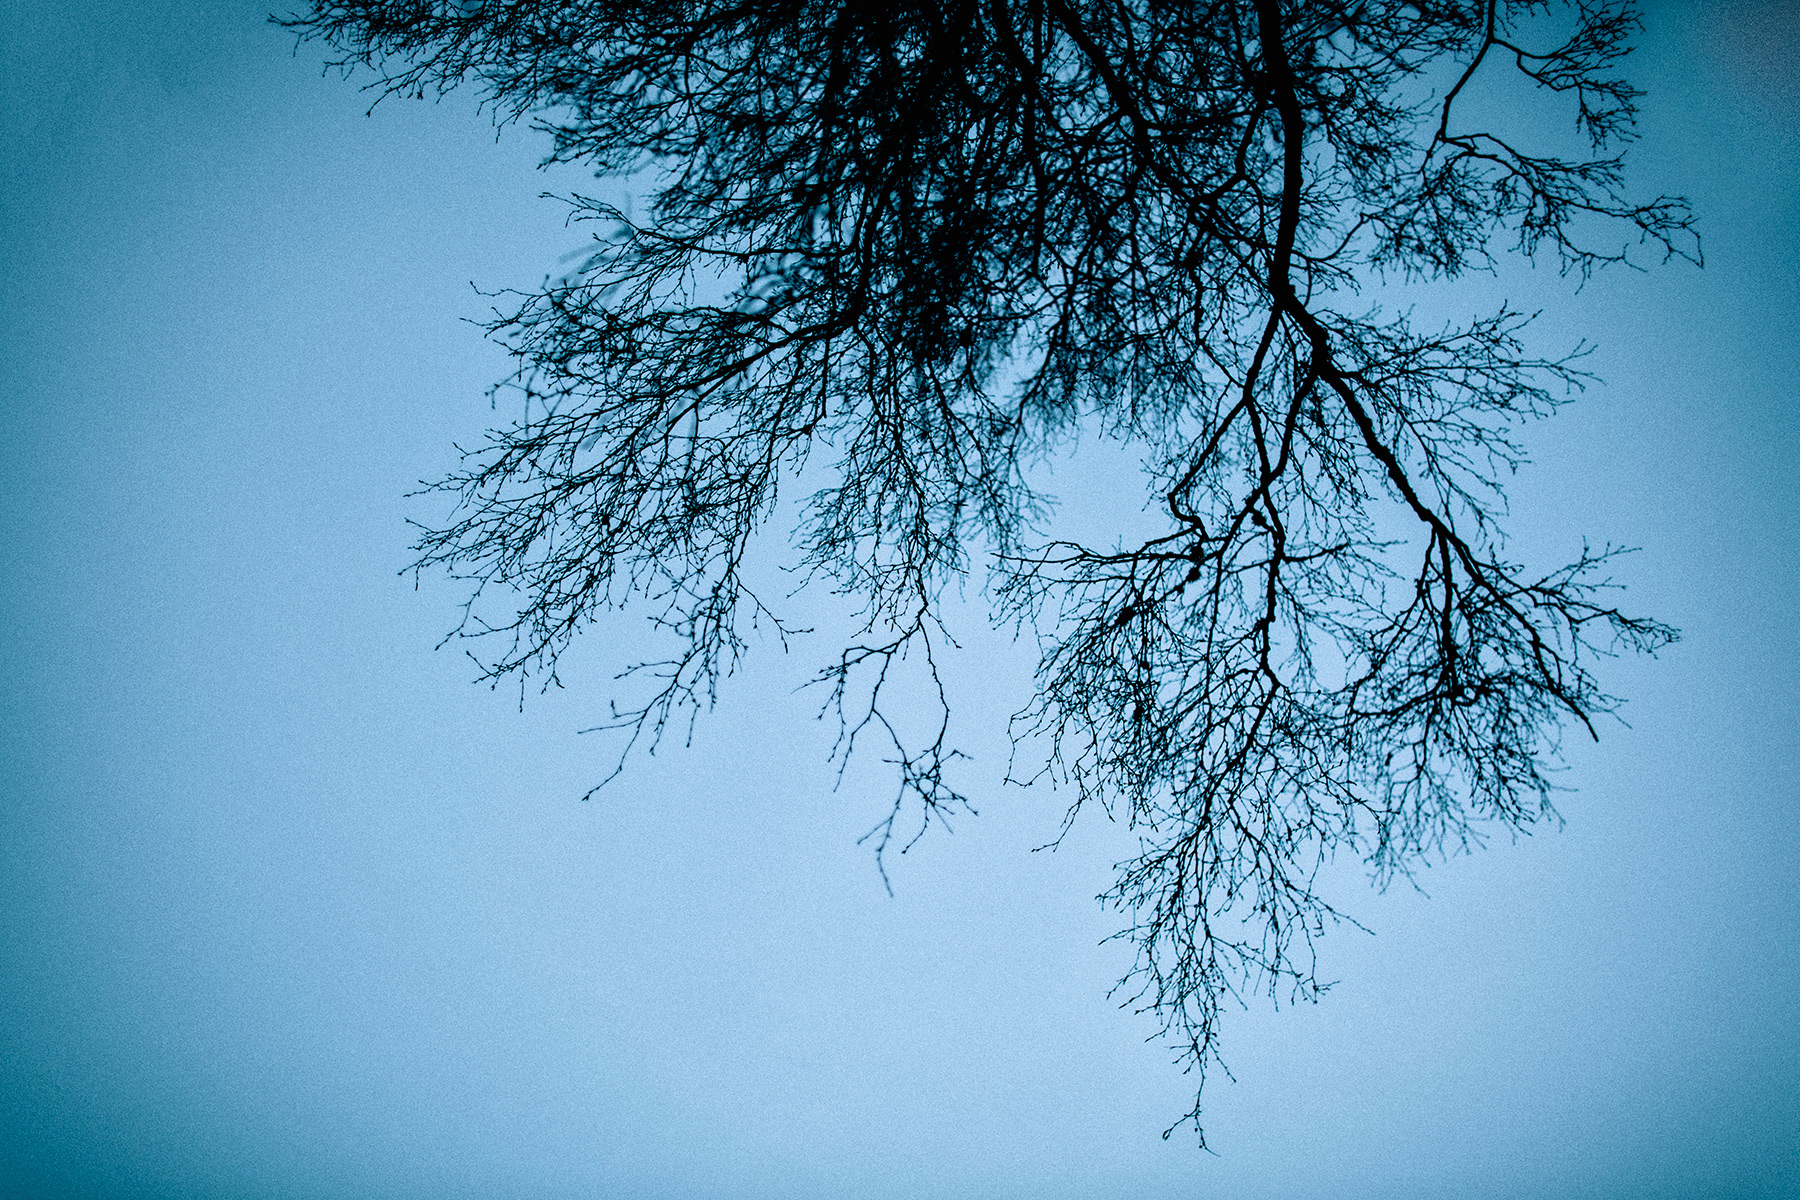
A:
289,0,1695,1137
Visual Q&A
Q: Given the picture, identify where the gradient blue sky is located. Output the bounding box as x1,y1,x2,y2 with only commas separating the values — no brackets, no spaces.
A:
2,2,1797,1197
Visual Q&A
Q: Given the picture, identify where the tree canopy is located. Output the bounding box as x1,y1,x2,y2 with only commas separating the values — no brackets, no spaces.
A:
290,0,1695,1137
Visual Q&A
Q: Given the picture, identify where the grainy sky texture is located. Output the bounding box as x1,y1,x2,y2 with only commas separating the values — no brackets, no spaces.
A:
2,2,1797,1197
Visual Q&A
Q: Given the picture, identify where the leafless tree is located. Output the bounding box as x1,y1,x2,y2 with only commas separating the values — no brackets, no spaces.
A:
289,0,1695,1138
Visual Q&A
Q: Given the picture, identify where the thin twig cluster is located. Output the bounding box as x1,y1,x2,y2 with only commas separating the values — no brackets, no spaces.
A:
290,0,1695,1138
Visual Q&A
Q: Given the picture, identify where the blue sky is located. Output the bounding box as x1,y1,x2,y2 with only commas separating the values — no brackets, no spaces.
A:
3,2,1797,1197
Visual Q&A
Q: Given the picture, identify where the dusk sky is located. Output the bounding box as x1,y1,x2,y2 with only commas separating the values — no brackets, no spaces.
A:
3,2,1797,1197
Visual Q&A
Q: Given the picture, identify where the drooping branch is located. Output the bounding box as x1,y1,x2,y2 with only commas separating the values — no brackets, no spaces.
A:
291,0,1692,1142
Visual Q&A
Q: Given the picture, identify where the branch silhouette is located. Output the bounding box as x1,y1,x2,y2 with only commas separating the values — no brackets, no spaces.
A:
289,0,1694,1140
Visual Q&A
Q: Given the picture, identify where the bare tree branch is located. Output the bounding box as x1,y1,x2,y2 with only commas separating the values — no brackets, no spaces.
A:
289,0,1693,1142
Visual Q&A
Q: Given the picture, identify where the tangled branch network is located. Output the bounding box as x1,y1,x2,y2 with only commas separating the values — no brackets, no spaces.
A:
292,0,1696,1137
